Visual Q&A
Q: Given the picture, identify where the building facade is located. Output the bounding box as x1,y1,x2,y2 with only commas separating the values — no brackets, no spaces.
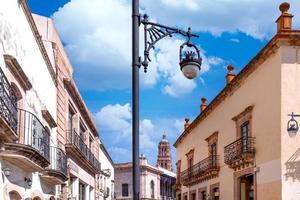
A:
33,14,112,200
0,0,59,199
174,3,300,200
0,1,115,199
98,143,115,200
115,135,176,200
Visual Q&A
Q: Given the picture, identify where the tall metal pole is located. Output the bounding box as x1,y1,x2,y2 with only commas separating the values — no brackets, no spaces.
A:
132,0,140,199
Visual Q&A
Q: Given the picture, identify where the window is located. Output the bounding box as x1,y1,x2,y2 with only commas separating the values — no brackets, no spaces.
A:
80,124,85,140
241,121,250,152
151,180,155,198
68,108,74,131
122,184,129,197
201,191,206,200
89,135,93,150
212,187,219,200
211,143,217,167
176,160,181,184
177,194,181,200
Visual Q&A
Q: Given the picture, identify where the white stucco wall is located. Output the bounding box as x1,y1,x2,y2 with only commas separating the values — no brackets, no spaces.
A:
281,44,300,200
0,0,57,199
99,144,115,200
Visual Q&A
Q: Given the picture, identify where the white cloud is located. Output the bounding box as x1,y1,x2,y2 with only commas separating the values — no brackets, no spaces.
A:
52,0,225,95
160,0,199,11
94,103,184,163
94,103,131,142
230,38,240,43
108,147,131,163
142,0,300,39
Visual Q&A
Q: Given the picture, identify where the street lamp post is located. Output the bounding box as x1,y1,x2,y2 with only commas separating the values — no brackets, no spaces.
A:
132,1,201,200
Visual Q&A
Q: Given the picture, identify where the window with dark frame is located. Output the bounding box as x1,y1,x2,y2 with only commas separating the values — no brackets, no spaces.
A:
150,180,155,198
122,183,129,197
211,142,217,167
68,107,74,132
241,121,250,152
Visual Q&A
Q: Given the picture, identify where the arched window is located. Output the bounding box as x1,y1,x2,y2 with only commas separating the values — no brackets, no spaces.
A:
9,191,22,200
150,180,155,198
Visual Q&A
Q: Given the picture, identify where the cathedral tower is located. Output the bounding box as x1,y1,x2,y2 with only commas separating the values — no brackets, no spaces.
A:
157,134,173,171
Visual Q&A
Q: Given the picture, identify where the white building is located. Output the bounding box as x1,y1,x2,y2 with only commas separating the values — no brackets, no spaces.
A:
99,143,115,200
0,0,59,199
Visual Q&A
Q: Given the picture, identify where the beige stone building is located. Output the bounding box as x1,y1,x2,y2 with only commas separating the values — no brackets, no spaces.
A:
33,14,104,200
174,3,300,200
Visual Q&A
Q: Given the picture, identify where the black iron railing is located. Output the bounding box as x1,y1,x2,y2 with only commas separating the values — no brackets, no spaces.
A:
18,109,50,161
67,129,101,172
224,136,255,164
0,67,18,133
49,146,68,176
180,155,219,183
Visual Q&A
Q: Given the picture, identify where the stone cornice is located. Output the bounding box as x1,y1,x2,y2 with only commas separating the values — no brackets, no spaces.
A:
63,78,98,137
42,109,57,128
20,0,57,86
174,30,300,148
4,54,32,91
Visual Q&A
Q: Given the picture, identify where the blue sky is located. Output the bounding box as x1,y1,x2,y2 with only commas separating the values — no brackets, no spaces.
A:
27,0,300,167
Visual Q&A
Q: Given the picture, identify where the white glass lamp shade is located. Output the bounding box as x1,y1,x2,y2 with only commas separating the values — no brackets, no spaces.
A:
181,61,200,79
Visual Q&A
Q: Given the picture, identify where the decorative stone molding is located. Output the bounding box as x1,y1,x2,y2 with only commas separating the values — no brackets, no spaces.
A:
205,132,218,146
19,0,57,85
232,105,254,138
42,109,57,128
209,183,220,199
233,167,256,200
4,55,32,91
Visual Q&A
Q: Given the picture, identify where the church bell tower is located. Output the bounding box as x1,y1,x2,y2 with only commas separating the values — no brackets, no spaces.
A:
157,134,173,171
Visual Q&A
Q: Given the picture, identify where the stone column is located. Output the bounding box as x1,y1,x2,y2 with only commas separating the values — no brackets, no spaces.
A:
72,177,79,200
85,184,90,200
91,186,95,200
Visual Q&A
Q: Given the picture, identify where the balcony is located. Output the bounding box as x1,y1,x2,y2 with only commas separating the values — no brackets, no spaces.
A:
40,146,68,184
66,130,101,174
0,109,50,171
224,136,255,170
0,67,18,142
180,156,219,186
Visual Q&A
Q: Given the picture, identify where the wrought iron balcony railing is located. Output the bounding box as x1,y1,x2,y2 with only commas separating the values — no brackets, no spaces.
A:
67,129,101,172
49,146,68,176
18,109,50,161
0,67,18,133
224,136,255,166
180,156,219,185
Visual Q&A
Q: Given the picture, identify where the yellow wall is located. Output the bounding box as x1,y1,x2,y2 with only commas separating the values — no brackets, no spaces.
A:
176,42,284,199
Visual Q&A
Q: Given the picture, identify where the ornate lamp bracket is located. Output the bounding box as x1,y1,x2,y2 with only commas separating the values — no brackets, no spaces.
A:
140,14,199,72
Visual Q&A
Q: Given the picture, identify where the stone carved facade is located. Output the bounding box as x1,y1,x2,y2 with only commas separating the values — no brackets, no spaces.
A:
157,135,173,171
